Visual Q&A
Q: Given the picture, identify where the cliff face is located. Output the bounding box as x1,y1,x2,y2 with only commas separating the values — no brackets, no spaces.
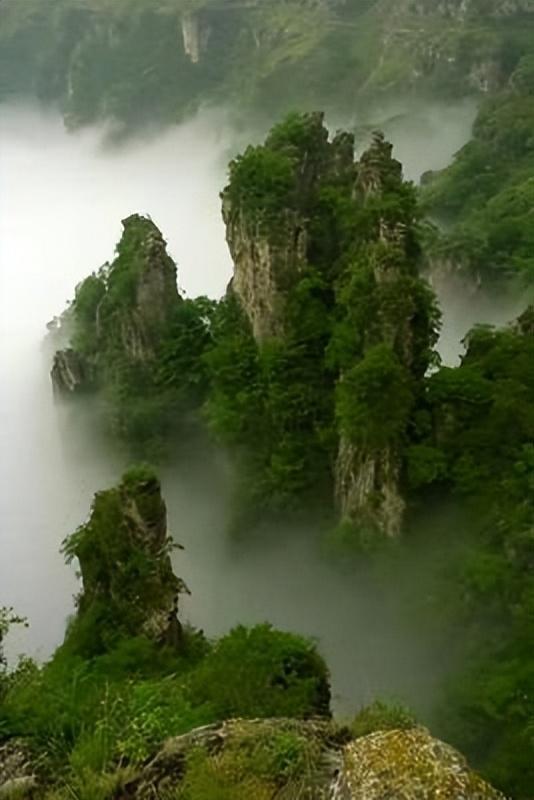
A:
181,12,212,64
50,348,87,395
221,206,308,341
51,214,180,395
63,468,189,653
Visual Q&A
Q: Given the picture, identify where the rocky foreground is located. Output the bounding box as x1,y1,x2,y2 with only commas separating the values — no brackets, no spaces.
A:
0,718,504,799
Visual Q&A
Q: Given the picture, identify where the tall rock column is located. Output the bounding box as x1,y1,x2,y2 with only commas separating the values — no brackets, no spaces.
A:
334,132,437,537
63,468,190,654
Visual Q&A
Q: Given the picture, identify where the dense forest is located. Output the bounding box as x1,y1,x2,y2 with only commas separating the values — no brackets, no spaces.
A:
1,1,534,798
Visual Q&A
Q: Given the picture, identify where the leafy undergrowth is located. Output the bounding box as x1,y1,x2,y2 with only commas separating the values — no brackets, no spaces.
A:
0,624,330,799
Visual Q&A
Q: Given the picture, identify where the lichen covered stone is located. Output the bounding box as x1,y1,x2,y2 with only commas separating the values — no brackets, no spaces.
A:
340,728,505,799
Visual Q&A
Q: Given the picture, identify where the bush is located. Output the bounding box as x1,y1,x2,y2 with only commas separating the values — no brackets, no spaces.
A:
187,625,331,719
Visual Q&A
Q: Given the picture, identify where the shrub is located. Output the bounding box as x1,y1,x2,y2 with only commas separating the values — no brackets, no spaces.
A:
187,624,331,719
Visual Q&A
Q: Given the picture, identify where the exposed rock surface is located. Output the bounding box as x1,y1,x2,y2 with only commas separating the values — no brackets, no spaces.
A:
341,728,504,799
51,348,87,395
123,720,504,800
181,12,211,64
335,445,405,539
127,214,179,329
0,742,37,800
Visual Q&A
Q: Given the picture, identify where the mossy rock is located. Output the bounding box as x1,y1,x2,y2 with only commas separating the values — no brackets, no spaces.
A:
341,728,505,799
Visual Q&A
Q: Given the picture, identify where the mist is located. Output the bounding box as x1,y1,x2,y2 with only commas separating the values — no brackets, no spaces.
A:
0,104,235,660
372,99,478,183
0,101,513,717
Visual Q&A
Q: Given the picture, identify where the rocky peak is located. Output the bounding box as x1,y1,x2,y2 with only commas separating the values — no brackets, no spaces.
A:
223,115,435,538
51,214,180,395
356,130,403,198
222,112,355,341
63,468,189,652
118,213,179,330
334,130,433,538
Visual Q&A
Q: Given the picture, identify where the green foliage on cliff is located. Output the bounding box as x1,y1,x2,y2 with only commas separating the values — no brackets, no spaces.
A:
62,216,216,455
188,624,330,720
174,721,326,800
423,58,534,285
61,467,180,658
336,345,414,448
204,282,336,523
430,326,534,796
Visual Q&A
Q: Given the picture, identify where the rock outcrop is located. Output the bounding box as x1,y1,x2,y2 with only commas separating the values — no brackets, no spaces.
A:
333,131,434,538
123,719,504,799
126,214,179,329
51,214,180,395
64,468,189,652
0,742,37,800
51,348,87,395
341,728,504,798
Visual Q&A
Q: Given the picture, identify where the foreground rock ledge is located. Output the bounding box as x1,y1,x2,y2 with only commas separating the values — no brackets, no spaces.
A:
126,718,505,800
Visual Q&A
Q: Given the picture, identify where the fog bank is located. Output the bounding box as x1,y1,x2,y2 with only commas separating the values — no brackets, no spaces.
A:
0,105,235,659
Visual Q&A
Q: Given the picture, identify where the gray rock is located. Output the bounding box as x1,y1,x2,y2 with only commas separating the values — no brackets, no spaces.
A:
0,742,37,800
50,348,87,395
